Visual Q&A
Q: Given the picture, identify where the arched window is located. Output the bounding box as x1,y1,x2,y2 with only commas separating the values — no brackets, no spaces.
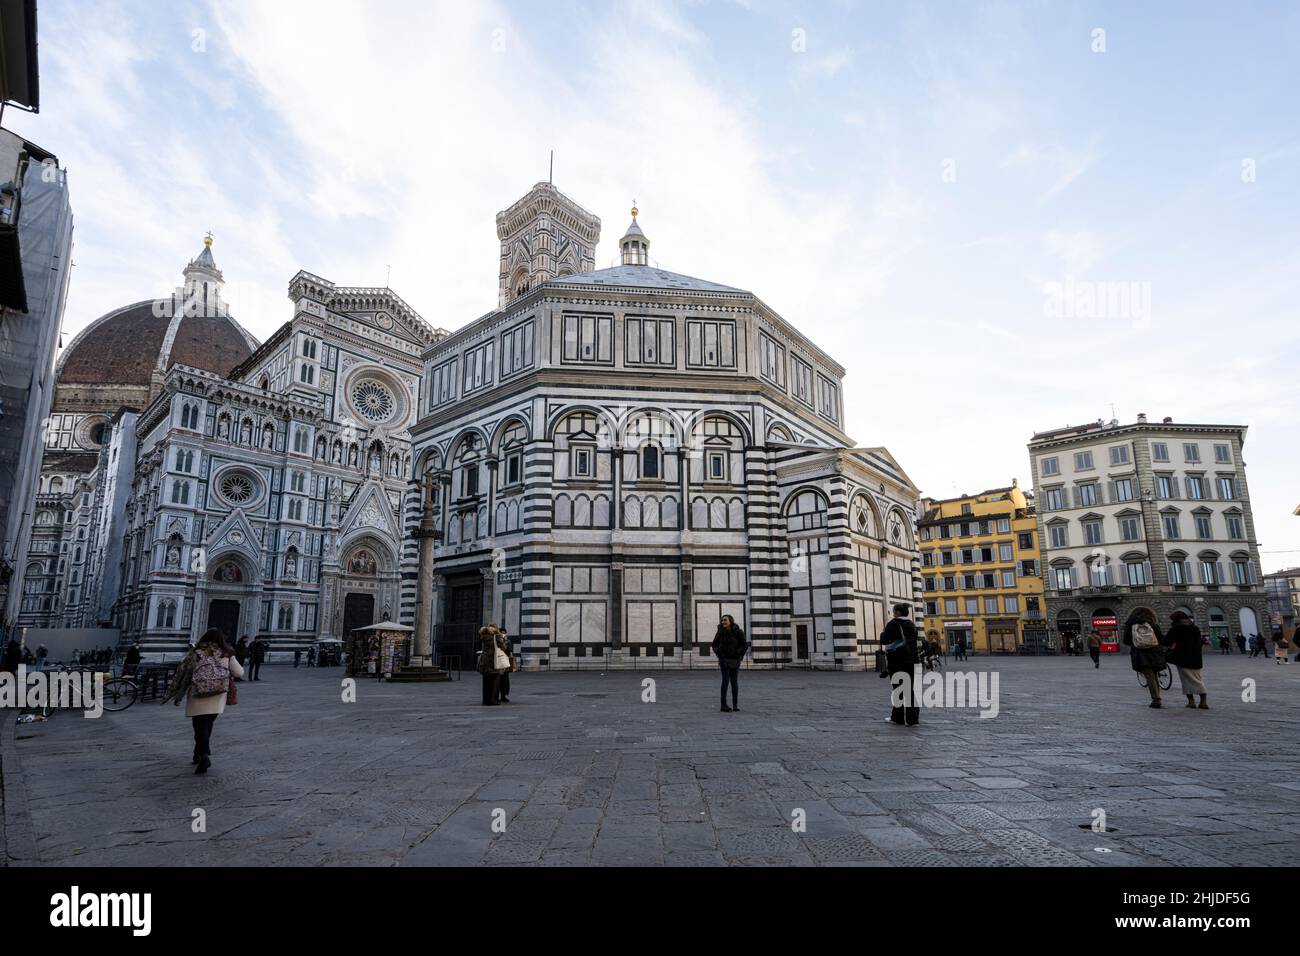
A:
170,480,190,505
277,604,294,630
293,427,309,454
155,600,176,628
785,490,828,532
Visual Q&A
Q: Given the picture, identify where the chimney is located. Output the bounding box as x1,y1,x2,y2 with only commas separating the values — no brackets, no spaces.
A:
1162,416,1173,424
1137,412,1147,424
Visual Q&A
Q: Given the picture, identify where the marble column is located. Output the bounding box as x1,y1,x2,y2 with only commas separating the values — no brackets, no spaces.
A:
412,474,438,660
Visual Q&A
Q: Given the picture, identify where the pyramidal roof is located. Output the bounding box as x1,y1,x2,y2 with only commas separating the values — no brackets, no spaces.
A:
549,264,746,295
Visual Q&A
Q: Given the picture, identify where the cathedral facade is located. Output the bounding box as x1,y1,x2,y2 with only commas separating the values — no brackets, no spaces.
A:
406,184,922,670
29,238,447,656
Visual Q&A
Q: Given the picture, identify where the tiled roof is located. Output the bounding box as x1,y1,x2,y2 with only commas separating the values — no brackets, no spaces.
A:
58,301,255,387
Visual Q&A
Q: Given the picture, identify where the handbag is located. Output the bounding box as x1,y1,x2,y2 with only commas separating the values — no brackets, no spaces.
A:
226,675,238,706
492,645,510,671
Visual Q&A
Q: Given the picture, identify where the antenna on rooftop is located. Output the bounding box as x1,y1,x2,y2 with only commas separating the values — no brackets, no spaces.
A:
549,150,554,185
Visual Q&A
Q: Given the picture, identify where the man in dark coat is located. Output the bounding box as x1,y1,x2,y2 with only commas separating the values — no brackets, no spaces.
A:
711,615,747,712
882,603,920,726
2,637,21,675
248,637,267,681
122,642,142,677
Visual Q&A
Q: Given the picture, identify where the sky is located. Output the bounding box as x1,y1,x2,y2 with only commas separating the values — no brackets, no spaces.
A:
9,0,1299,569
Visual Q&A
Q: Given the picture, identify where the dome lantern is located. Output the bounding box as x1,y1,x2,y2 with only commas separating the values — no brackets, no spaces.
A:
619,201,649,266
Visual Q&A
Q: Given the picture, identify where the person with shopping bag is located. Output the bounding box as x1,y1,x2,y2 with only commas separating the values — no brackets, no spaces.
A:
477,626,511,706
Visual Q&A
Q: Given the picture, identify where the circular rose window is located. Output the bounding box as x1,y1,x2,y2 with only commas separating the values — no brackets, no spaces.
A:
219,472,256,504
351,380,396,423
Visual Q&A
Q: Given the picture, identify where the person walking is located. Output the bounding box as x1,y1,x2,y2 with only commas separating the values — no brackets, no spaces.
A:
1273,630,1290,665
307,645,317,667
882,603,920,726
711,614,747,713
183,628,243,775
234,635,248,674
1163,610,1208,709
35,643,48,671
1234,632,1245,654
122,642,142,677
477,626,509,705
293,648,302,669
1122,608,1166,708
248,636,266,681
1087,633,1101,668
1219,634,1231,654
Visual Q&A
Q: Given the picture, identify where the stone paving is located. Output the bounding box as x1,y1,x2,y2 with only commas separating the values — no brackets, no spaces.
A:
4,654,1299,866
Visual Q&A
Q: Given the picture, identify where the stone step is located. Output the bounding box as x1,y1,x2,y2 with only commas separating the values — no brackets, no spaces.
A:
387,665,453,682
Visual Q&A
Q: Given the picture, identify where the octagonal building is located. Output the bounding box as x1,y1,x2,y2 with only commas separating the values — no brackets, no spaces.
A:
408,183,923,669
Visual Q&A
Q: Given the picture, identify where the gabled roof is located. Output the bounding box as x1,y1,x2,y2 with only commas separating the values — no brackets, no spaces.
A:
548,264,747,295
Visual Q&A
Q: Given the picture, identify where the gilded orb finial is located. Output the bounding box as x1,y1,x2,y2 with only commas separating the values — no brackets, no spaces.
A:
630,199,638,218
204,230,214,248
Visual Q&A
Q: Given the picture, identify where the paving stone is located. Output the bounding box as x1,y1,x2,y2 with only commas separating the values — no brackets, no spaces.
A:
5,659,1297,868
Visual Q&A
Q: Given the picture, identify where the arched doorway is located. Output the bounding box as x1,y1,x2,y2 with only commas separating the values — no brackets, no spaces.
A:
1207,606,1228,647
1056,608,1081,654
1238,607,1259,642
206,555,256,643
336,537,398,640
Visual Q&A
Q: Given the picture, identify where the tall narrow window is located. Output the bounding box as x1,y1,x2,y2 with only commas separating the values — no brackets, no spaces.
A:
642,445,660,479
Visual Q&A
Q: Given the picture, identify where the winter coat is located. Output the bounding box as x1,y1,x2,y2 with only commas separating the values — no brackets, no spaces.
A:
250,640,267,663
1122,617,1166,672
711,624,748,666
476,632,511,674
2,639,20,674
185,652,244,717
881,617,919,673
1162,622,1203,670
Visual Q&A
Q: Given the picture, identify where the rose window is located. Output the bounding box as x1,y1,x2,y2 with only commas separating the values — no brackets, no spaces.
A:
352,380,396,422
220,473,256,504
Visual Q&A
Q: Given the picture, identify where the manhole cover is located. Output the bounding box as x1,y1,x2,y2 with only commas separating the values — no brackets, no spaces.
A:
518,751,562,760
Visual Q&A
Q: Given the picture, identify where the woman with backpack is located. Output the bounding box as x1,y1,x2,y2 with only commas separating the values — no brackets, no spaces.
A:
1163,610,1208,709
1122,608,1166,708
185,628,243,774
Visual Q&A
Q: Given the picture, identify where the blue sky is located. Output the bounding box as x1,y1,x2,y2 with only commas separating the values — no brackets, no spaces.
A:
10,0,1299,568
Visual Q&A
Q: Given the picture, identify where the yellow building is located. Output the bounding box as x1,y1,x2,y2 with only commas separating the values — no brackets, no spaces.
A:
918,482,1047,654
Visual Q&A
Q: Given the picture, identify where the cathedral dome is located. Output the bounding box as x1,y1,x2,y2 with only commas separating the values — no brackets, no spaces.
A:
56,237,258,389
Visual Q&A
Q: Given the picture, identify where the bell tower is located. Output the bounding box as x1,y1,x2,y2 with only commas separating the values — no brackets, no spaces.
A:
496,182,600,308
